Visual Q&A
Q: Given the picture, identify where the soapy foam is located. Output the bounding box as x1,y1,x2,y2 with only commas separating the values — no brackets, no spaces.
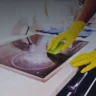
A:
12,36,54,70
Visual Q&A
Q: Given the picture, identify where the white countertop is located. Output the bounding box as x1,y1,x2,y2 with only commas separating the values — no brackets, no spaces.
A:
0,32,96,96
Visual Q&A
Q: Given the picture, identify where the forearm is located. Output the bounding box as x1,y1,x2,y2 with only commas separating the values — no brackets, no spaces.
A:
77,0,96,23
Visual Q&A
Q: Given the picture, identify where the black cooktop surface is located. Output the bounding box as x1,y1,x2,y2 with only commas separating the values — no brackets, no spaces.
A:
57,67,96,96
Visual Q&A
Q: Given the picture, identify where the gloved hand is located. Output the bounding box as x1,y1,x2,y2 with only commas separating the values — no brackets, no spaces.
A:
70,50,96,73
47,21,86,52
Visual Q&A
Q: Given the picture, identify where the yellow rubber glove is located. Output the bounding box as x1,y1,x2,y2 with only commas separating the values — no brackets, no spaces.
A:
47,21,86,52
70,50,96,73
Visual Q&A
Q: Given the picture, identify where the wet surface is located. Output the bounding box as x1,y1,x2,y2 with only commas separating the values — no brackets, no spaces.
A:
0,35,88,81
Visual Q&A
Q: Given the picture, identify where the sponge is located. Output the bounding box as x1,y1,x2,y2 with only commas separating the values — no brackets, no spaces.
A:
47,42,65,55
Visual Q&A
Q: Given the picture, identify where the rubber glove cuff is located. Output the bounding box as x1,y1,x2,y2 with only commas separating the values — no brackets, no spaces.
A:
69,21,86,35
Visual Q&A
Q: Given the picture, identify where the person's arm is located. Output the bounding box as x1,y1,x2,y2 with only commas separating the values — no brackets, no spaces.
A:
47,0,96,53
77,0,96,23
70,0,96,73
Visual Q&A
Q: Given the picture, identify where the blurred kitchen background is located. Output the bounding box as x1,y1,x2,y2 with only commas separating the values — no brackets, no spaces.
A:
0,0,96,39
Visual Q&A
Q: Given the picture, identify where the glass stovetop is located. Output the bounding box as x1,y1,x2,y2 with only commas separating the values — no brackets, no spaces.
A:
0,34,89,82
57,68,96,96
